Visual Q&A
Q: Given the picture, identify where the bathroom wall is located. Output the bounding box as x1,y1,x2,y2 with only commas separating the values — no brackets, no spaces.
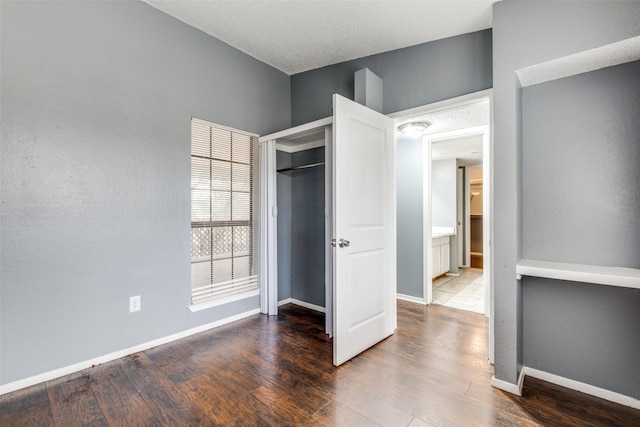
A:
432,159,457,229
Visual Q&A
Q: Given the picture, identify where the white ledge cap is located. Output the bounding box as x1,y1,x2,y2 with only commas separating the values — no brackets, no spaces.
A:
517,36,640,87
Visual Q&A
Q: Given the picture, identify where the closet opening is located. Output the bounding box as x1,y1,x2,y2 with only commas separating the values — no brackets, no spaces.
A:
259,118,334,336
276,145,327,314
261,94,397,366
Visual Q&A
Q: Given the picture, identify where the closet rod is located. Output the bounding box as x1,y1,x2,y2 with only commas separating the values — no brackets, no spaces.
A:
276,162,325,173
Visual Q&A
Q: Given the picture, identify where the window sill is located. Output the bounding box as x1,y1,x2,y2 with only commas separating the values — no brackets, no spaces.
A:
188,289,260,312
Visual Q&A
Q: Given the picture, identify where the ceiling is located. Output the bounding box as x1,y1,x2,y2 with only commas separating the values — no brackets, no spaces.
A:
398,99,489,166
143,0,496,75
401,100,489,137
431,133,484,166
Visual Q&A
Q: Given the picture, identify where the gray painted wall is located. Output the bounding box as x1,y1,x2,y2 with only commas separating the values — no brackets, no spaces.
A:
290,148,326,307
523,61,640,268
432,159,457,229
276,151,293,301
397,137,424,298
492,0,640,388
290,30,492,126
0,0,290,385
523,278,640,399
521,61,640,398
331,31,493,301
276,148,326,307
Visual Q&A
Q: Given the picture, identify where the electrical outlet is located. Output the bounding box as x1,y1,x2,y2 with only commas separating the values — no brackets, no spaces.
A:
129,295,141,313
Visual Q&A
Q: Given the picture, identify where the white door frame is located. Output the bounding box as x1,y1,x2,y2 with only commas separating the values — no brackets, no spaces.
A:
324,125,334,337
389,89,494,363
456,167,468,268
259,139,278,316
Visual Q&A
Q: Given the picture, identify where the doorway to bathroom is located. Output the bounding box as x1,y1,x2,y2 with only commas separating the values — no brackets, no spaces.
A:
392,89,493,362
429,132,487,315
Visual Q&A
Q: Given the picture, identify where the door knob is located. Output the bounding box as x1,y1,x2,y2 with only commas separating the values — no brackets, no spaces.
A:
338,238,350,248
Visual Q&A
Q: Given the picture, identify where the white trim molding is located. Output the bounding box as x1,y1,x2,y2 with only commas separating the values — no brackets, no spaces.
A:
396,293,427,305
191,117,259,138
523,367,640,411
279,298,326,313
259,117,332,143
188,289,259,312
259,139,278,316
491,368,640,410
388,88,493,119
0,308,260,396
275,139,325,153
491,371,525,397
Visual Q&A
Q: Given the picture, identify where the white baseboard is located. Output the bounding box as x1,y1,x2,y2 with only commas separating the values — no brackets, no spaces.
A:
523,367,640,410
490,370,525,396
491,367,640,410
279,298,326,313
396,293,427,305
0,308,260,396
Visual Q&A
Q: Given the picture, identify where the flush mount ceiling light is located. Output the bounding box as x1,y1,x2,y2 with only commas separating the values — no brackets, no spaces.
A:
397,121,432,136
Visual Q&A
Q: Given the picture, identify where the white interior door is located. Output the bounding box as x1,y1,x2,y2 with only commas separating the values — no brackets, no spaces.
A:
332,94,397,366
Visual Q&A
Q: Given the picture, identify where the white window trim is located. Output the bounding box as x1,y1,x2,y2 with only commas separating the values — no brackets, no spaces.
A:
188,289,260,312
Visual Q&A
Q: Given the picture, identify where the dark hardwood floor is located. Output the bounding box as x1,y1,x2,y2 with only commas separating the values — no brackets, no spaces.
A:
2,301,639,426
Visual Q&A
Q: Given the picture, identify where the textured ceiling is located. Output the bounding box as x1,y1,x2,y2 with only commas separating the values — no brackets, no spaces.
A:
410,100,490,136
399,100,489,165
143,0,495,75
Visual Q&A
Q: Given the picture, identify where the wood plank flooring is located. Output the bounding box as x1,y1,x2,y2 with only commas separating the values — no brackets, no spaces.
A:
2,301,639,426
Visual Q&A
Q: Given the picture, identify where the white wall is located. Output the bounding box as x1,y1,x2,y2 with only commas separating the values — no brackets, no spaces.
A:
432,159,457,228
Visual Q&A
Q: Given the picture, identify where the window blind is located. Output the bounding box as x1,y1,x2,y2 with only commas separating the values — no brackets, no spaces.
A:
190,118,259,305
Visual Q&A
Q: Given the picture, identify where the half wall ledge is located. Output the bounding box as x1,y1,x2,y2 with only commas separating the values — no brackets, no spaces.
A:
516,259,640,290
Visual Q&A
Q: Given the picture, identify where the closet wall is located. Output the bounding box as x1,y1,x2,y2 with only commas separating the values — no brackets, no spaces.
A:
276,151,293,300
276,147,326,308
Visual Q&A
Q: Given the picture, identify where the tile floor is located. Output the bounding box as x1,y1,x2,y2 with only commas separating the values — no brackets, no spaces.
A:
432,267,485,314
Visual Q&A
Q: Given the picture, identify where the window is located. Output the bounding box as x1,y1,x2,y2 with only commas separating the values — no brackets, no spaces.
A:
190,118,259,308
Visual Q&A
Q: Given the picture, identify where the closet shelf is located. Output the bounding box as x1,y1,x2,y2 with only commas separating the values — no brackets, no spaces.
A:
277,162,325,173
516,259,640,290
